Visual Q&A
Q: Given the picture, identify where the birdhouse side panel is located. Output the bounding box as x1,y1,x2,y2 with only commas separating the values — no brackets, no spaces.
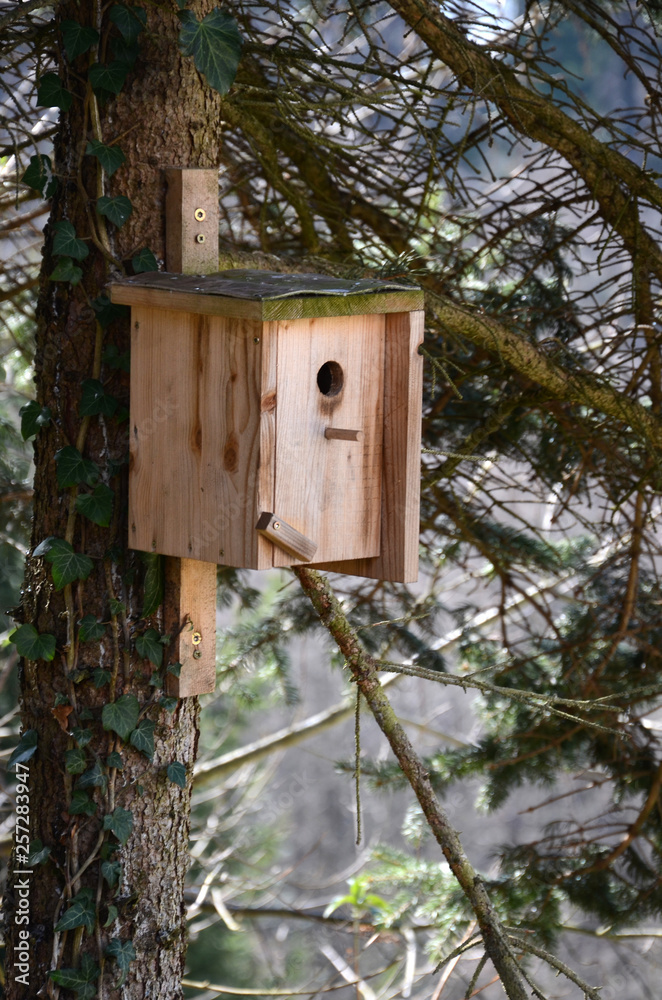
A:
271,314,385,566
129,307,267,567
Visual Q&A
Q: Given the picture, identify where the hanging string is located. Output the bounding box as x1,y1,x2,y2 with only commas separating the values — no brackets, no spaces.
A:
354,687,362,846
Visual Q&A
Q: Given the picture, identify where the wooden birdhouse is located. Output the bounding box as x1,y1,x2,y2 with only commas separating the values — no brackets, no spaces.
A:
109,269,424,583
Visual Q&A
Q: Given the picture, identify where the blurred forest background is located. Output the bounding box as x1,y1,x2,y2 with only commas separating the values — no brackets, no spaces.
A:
2,0,662,997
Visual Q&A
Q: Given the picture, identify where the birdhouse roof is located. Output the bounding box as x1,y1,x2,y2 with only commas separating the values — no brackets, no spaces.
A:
108,269,424,321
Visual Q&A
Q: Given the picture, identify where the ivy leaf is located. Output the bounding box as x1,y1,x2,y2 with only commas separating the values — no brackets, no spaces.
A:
40,538,93,590
141,553,164,617
135,628,163,666
106,751,124,770
50,257,83,285
10,624,56,662
109,597,126,616
60,20,99,60
78,762,108,791
167,761,187,788
89,60,129,95
111,35,140,66
55,445,100,488
102,694,139,741
103,806,133,844
102,859,122,887
167,661,182,677
55,888,96,934
85,139,126,177
130,719,155,760
103,343,130,372
50,955,99,991
109,4,147,41
72,727,93,747
27,838,52,866
21,153,57,198
78,614,106,642
7,730,38,770
75,483,114,526
19,400,51,440
132,247,158,273
97,194,133,228
91,293,129,329
160,695,178,712
104,904,119,927
52,220,89,260
69,789,97,815
178,8,242,96
106,937,136,986
65,747,88,774
93,667,112,688
79,379,119,417
37,72,73,110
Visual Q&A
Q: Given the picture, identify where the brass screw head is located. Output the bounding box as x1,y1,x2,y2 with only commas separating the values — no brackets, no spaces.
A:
193,650,202,659
195,233,206,244
194,208,206,221
273,521,280,530
192,631,202,645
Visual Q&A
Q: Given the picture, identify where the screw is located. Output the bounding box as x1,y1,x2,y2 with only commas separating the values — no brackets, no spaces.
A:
253,336,260,344
192,631,202,646
273,521,280,530
194,208,206,221
195,233,206,244
193,650,202,659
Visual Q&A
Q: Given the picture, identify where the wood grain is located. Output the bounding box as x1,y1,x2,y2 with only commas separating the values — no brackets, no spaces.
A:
164,557,217,697
271,314,384,567
129,305,265,568
313,310,424,582
256,511,318,562
165,168,219,274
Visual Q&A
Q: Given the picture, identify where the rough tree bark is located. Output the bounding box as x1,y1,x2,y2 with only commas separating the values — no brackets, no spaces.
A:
3,3,222,996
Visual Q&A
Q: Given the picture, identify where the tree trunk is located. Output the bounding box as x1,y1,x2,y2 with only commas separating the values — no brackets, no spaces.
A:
3,3,221,996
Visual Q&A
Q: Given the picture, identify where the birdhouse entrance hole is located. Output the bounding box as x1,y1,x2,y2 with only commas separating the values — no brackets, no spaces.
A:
317,360,344,396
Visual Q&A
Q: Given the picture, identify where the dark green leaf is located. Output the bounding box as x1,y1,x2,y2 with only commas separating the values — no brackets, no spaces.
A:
37,72,73,110
160,696,178,712
91,293,129,329
20,400,51,440
103,343,130,372
78,762,108,791
72,727,93,747
141,553,164,617
10,624,56,661
69,789,97,815
7,729,38,770
102,694,139,741
78,614,106,642
109,597,126,616
85,139,126,177
65,747,87,774
44,539,93,590
50,257,83,285
75,482,114,526
101,859,122,887
55,446,100,488
103,806,133,844
79,379,119,417
60,19,99,59
55,888,96,934
27,838,52,865
21,154,57,197
167,661,182,677
149,672,163,687
109,4,146,41
54,693,70,706
130,719,155,760
89,60,129,95
97,194,133,228
132,247,158,273
104,904,119,926
178,8,242,96
111,35,140,66
167,761,187,788
79,708,94,721
52,220,89,260
106,751,124,770
135,628,163,666
50,955,99,990
106,937,136,985
92,667,112,688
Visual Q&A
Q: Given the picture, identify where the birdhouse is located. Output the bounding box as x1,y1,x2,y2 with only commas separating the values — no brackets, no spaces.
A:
109,269,424,582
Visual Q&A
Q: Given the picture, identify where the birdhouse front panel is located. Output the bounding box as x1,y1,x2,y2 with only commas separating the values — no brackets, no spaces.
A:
110,269,425,582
